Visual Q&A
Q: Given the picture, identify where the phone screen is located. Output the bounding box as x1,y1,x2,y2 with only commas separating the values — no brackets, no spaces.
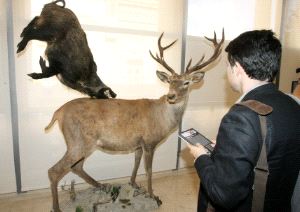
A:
179,128,214,153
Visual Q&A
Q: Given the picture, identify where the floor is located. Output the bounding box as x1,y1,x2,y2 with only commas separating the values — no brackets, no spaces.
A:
0,168,199,212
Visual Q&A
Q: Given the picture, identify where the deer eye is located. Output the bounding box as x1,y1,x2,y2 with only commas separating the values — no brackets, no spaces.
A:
183,81,190,86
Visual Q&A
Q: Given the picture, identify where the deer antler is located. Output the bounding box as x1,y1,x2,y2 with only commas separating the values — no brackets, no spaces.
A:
149,33,177,74
186,29,225,74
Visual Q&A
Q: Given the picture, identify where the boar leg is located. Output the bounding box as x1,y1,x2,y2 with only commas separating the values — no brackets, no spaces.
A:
28,57,60,79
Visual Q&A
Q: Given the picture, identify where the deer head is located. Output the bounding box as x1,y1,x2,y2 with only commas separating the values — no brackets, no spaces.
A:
150,30,225,104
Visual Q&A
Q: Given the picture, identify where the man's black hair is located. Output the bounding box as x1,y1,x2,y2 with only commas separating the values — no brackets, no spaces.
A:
225,30,282,82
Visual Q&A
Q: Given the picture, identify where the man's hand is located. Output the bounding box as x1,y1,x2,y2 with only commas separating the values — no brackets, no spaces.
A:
186,143,209,160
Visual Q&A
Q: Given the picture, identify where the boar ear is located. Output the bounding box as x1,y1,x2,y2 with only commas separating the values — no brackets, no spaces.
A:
156,71,170,83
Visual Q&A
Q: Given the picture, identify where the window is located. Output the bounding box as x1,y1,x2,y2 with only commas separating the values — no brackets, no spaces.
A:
10,0,184,191
0,0,16,193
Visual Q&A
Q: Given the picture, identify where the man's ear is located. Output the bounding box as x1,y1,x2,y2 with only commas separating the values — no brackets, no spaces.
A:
190,71,205,83
156,71,170,83
234,62,244,76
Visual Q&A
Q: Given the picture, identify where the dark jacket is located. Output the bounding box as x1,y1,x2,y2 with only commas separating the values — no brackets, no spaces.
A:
195,83,300,212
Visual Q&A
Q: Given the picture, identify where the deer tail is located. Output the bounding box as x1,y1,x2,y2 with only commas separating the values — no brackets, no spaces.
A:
45,109,61,132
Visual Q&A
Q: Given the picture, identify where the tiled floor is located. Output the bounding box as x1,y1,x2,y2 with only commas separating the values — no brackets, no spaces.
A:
0,168,199,212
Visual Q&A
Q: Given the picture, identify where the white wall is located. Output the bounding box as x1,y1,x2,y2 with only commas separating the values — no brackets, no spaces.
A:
279,0,300,92
0,0,16,193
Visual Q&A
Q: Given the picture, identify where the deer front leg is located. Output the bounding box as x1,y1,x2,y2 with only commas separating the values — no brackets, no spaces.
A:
144,148,154,196
130,147,143,188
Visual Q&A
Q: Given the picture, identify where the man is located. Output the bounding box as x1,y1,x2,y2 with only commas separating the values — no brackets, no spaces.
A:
187,30,300,211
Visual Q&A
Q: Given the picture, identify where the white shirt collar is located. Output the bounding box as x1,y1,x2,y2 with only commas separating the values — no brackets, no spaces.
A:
236,83,270,103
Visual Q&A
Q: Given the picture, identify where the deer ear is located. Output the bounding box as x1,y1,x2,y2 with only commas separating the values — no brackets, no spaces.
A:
190,71,205,83
156,71,170,83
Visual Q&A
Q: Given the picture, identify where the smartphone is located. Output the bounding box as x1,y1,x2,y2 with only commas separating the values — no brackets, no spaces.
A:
179,128,214,153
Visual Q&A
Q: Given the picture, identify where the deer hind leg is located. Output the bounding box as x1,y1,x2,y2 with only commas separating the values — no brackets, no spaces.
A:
130,147,143,188
71,157,101,188
48,152,83,212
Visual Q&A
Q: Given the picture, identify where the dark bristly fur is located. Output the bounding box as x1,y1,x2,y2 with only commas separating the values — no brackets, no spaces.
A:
17,0,116,99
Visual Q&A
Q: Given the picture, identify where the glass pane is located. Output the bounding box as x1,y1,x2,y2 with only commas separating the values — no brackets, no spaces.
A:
0,0,16,194
187,0,256,39
15,0,183,190
31,0,160,32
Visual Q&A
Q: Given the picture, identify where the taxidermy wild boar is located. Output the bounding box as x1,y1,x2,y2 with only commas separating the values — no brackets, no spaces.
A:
17,0,116,99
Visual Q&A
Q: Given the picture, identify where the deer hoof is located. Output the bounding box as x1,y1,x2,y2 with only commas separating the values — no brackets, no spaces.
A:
129,182,140,189
145,194,162,206
51,208,62,212
99,183,112,193
153,195,162,206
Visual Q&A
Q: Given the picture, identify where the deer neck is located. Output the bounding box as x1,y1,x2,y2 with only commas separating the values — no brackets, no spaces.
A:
160,95,189,128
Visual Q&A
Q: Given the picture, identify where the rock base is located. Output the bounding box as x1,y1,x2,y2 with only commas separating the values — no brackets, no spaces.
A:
60,183,161,212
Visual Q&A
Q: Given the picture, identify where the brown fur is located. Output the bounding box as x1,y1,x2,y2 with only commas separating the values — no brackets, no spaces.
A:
46,70,205,212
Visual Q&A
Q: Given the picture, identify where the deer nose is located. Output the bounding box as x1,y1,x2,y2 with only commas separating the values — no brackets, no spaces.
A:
167,94,176,101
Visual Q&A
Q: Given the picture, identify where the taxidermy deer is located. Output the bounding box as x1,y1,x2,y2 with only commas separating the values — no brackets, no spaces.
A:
293,68,300,98
17,0,116,99
45,31,224,212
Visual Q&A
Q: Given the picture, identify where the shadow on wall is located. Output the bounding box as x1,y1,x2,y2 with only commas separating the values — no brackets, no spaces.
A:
280,47,300,93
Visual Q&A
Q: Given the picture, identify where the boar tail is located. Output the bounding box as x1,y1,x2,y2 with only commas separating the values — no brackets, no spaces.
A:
52,0,66,8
